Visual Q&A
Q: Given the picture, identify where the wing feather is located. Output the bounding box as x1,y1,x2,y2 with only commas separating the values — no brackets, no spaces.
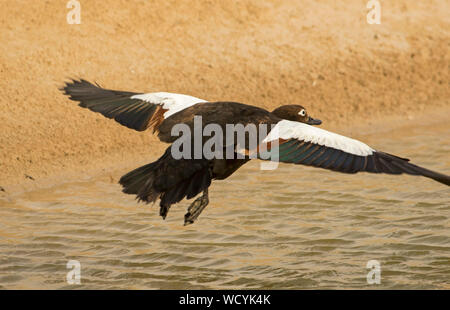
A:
60,79,206,132
259,120,450,186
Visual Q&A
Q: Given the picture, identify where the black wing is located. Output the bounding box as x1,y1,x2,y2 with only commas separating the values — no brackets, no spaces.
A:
60,79,166,132
258,121,450,186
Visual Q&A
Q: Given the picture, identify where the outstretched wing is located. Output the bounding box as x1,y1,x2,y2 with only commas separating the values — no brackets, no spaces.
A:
60,79,207,132
259,120,450,186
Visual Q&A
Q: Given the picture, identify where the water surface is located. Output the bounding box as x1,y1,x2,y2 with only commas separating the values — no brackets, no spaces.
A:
0,122,449,289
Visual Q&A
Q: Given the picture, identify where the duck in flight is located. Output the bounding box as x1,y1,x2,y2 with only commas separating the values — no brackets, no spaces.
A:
61,79,450,225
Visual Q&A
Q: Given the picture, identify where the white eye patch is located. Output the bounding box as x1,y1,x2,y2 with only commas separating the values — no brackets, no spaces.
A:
298,109,306,116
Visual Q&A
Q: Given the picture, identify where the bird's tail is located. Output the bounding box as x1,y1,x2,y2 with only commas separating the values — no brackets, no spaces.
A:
119,161,160,202
119,147,212,207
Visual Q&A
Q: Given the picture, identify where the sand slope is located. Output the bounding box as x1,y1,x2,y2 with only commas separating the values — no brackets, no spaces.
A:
0,0,449,191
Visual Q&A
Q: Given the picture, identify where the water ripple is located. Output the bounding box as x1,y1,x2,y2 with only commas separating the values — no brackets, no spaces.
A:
0,123,449,289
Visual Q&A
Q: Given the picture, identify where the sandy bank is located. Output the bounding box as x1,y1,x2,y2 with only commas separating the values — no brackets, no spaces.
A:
1,0,449,193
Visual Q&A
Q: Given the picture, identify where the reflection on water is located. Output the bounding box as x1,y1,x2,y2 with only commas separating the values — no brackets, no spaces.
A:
0,122,449,289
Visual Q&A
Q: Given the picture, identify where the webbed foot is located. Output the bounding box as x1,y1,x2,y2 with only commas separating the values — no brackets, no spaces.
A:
184,189,209,226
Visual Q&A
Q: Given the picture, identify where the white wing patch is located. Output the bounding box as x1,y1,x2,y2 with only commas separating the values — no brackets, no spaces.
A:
131,92,207,118
263,120,374,156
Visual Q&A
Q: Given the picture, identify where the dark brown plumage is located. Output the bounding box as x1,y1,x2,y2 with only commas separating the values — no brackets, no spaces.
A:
61,79,450,225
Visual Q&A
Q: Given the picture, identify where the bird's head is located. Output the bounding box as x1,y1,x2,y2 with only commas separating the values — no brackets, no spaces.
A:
271,105,322,125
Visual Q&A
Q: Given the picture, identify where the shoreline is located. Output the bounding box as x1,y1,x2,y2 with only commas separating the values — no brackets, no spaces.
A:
2,104,448,197
1,1,449,197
